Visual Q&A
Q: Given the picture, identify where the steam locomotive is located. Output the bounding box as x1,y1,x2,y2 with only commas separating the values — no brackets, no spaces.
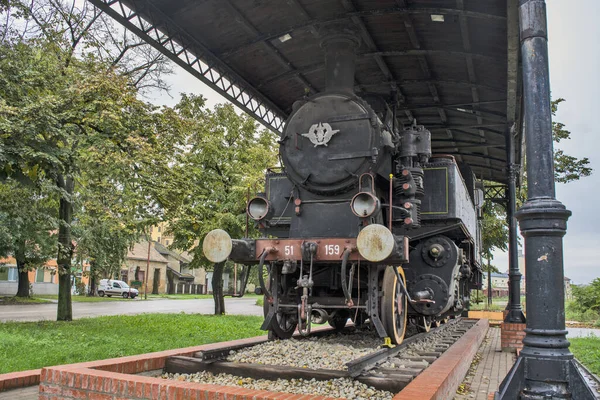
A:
203,27,483,344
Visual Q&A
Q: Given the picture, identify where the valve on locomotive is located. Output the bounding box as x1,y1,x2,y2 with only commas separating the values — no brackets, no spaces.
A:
392,122,431,229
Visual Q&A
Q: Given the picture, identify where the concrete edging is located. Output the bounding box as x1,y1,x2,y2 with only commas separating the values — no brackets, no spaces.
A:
393,318,489,400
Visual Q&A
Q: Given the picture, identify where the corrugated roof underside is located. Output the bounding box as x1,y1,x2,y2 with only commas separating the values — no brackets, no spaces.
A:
134,0,517,182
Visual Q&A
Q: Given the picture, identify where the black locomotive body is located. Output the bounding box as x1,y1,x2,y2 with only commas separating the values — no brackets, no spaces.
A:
203,28,483,343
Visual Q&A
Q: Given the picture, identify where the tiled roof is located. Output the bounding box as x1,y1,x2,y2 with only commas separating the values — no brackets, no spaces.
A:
154,242,192,263
126,241,168,263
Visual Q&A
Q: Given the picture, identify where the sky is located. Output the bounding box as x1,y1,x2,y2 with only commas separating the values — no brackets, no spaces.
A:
146,2,600,285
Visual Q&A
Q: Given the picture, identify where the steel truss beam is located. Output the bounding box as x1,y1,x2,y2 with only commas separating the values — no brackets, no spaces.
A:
87,0,287,133
484,185,508,206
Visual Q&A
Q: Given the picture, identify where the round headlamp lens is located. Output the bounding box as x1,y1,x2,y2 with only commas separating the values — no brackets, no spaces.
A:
247,197,270,221
351,192,379,217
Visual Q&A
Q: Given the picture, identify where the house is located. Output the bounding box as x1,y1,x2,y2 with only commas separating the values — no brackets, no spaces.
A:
0,257,58,296
153,242,206,294
150,222,200,249
121,241,169,294
481,272,509,298
150,222,175,247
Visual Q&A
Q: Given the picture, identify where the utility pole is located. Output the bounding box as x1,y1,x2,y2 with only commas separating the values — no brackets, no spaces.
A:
144,238,151,300
234,263,237,296
487,258,492,308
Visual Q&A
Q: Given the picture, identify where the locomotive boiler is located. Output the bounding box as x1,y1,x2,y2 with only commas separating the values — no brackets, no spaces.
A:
203,27,483,344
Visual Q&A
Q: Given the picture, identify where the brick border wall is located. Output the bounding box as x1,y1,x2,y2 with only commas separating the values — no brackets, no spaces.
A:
393,319,489,400
36,334,340,400
500,322,526,353
0,369,41,392
5,320,489,399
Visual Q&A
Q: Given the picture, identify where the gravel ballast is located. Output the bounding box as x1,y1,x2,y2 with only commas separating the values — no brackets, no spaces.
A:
163,371,394,400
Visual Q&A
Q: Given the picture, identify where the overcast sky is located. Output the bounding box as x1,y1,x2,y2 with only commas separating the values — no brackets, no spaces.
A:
146,2,600,285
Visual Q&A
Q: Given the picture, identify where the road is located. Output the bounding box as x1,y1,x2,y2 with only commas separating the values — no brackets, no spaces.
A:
0,298,263,322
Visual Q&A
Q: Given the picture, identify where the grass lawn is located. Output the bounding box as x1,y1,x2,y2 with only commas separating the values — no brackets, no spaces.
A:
0,313,264,374
147,294,214,300
0,296,53,305
571,336,600,375
37,295,129,302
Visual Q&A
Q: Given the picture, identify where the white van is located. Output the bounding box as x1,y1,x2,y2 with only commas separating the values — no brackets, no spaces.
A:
98,279,139,299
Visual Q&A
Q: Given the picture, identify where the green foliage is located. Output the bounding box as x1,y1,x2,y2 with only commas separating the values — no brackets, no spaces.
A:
551,99,593,183
570,279,600,315
481,199,508,260
0,179,57,271
570,337,600,375
0,313,263,373
161,95,279,269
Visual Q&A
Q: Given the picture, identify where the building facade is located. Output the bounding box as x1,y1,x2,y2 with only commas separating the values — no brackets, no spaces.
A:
121,241,169,295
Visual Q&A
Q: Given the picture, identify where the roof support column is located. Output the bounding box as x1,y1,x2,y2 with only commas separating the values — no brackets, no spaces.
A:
504,126,525,324
496,0,594,398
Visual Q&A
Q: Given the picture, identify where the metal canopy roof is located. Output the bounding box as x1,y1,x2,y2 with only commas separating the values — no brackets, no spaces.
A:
88,0,522,184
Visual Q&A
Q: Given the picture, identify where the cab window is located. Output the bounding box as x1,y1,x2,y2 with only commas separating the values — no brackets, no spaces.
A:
113,282,121,288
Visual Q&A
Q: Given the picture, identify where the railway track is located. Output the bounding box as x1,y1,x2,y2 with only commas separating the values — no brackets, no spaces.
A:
163,318,477,399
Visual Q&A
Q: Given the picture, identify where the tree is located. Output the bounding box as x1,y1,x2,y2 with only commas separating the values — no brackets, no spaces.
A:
0,0,174,319
0,180,57,297
161,95,279,315
552,99,592,183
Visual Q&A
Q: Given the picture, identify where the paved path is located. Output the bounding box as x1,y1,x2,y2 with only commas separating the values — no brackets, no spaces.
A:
455,327,515,399
0,386,37,400
567,327,600,338
0,298,263,322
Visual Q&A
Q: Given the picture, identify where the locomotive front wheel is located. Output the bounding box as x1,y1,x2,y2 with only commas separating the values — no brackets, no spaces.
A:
263,274,297,340
415,315,432,332
381,266,408,345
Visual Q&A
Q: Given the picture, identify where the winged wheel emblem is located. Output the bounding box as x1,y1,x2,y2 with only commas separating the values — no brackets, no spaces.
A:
301,122,340,147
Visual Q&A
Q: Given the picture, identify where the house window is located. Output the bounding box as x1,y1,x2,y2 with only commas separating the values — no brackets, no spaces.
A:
36,268,45,283
0,267,18,282
121,270,128,282
165,240,169,245
157,237,161,243
158,227,161,232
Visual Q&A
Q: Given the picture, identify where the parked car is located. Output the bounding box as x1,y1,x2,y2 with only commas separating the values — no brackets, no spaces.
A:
98,279,139,299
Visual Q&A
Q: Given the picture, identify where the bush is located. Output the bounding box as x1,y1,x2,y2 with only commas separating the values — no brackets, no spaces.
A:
582,309,600,323
75,281,86,296
571,279,600,314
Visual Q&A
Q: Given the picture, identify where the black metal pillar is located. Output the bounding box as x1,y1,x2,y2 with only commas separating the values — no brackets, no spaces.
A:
496,0,594,398
504,127,526,323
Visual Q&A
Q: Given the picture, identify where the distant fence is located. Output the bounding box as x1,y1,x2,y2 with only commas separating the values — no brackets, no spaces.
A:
167,283,205,295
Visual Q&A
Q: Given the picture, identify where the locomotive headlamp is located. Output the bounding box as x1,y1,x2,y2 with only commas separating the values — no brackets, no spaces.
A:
356,224,395,262
247,197,271,221
350,192,380,218
203,229,233,263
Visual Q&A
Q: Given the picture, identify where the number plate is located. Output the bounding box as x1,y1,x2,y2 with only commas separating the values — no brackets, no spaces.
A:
255,238,359,261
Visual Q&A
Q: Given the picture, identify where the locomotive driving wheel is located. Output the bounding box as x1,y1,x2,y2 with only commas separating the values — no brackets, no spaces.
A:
381,266,408,345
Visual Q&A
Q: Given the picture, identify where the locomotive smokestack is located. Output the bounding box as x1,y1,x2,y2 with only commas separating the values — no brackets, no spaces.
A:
320,27,360,93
